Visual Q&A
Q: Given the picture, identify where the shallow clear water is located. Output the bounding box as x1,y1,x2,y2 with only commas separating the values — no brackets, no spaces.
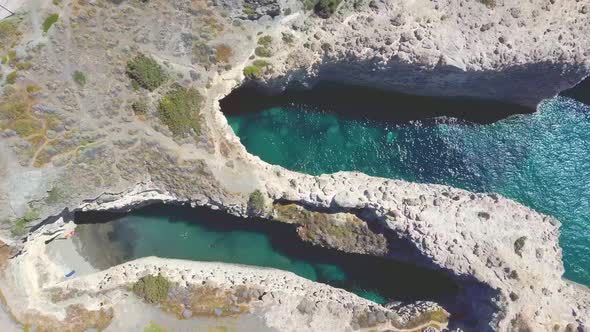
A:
227,97,590,285
75,206,458,305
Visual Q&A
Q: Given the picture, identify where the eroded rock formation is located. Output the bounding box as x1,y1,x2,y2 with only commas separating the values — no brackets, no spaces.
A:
0,0,589,331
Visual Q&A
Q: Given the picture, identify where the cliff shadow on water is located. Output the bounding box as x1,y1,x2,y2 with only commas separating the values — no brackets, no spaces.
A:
74,204,461,305
561,75,590,106
220,81,534,125
75,204,504,329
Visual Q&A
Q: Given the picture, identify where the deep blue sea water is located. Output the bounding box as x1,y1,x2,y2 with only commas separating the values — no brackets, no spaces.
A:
227,97,590,285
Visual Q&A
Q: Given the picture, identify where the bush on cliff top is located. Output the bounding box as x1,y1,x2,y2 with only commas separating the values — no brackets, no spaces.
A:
0,17,22,52
11,210,39,236
42,13,59,34
73,70,86,87
243,60,271,79
314,0,341,18
478,0,496,8
248,190,266,213
126,54,167,91
157,84,203,136
133,274,170,303
254,46,272,57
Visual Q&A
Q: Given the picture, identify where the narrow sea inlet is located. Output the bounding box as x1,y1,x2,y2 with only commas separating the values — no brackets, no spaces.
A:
225,91,590,286
74,205,459,306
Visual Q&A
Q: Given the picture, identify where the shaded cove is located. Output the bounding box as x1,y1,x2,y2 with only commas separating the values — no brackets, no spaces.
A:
561,75,590,106
222,86,590,286
73,204,459,306
220,81,534,125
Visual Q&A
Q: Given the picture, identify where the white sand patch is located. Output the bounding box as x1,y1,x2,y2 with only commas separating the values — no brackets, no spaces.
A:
45,234,98,278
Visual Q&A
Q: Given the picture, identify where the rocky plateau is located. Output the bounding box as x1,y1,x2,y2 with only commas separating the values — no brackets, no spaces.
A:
0,0,589,331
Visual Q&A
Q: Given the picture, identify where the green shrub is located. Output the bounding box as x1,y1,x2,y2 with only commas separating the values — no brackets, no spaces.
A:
282,32,295,44
42,13,59,33
26,84,42,93
6,71,17,84
0,17,21,52
192,42,214,67
243,4,255,16
254,46,272,57
73,70,86,87
248,190,265,213
514,236,526,257
157,85,203,136
132,99,149,115
243,60,271,79
243,65,261,79
253,59,271,67
303,0,318,10
126,54,166,91
11,210,40,236
132,274,170,303
314,0,341,18
257,35,273,47
478,0,496,7
16,62,32,70
144,321,167,332
6,50,16,66
0,19,19,40
13,119,38,136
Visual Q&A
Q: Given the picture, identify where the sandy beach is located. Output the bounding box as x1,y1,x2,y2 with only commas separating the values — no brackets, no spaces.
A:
46,235,98,278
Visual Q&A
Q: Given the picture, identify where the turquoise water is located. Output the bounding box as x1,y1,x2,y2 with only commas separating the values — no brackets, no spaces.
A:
76,206,458,305
227,97,590,285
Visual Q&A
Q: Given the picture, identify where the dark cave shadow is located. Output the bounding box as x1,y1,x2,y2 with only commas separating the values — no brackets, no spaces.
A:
75,204,459,303
560,75,590,106
220,80,533,125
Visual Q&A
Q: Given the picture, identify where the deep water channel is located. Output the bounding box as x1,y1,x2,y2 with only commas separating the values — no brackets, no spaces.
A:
74,205,459,306
222,83,590,286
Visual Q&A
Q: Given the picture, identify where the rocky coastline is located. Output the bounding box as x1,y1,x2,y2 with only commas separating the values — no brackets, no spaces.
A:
0,0,589,331
253,0,590,108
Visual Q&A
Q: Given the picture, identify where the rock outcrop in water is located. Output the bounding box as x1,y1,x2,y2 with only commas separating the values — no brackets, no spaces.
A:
0,0,589,331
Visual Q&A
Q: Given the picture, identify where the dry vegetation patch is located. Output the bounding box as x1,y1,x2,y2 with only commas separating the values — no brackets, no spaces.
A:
0,87,73,167
214,44,233,63
273,203,387,255
159,284,257,319
20,305,113,332
0,16,22,53
0,240,11,273
399,308,449,331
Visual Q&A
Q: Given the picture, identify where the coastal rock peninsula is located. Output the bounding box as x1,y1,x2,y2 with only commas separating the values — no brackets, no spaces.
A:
0,0,589,331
